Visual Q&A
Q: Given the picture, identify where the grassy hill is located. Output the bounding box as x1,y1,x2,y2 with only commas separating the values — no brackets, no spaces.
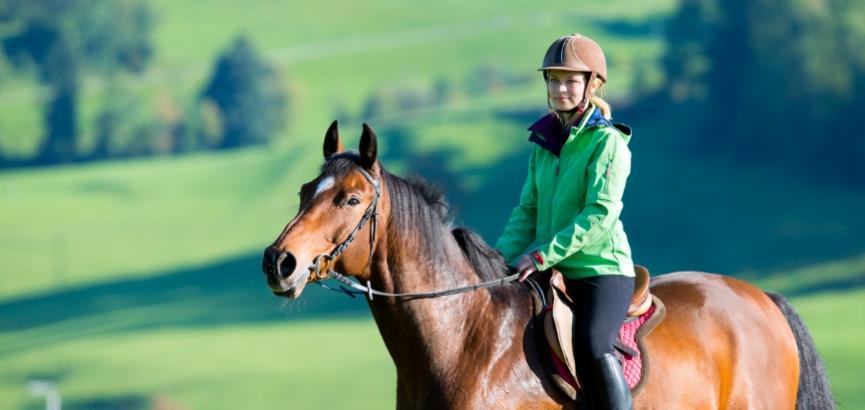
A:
0,146,313,298
0,319,396,410
0,0,672,156
0,282,861,409
0,0,678,298
1,0,863,409
4,100,864,298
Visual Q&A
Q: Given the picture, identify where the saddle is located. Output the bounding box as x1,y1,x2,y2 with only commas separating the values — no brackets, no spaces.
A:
535,266,666,401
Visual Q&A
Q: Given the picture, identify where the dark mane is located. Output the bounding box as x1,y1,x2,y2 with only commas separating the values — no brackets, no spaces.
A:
451,227,513,282
322,153,513,284
382,169,511,283
403,174,449,220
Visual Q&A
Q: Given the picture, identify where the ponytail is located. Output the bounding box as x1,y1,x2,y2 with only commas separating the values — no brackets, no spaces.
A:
589,78,612,120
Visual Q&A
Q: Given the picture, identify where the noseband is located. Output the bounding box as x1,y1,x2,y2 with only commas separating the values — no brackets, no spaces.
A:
309,166,380,280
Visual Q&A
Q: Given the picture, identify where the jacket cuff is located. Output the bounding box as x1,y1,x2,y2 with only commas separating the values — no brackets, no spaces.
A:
531,250,545,270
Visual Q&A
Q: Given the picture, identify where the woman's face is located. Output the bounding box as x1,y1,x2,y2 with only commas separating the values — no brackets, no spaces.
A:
546,70,587,112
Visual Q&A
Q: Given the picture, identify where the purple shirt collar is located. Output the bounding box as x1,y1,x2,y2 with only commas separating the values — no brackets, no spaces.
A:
526,108,612,157
527,112,563,138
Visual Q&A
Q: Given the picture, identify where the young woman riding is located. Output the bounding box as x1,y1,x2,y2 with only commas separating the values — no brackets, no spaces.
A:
495,33,635,410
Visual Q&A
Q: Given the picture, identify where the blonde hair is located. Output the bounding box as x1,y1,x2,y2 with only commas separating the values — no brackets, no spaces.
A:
551,76,612,126
589,78,612,120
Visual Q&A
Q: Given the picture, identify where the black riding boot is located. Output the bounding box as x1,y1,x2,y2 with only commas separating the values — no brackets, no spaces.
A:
588,353,633,410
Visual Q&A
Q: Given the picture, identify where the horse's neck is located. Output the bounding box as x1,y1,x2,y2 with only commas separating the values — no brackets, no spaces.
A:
370,237,482,359
366,235,526,405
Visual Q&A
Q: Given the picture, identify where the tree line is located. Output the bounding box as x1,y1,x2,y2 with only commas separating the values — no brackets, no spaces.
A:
0,0,286,166
3,0,862,186
0,0,524,168
657,0,865,186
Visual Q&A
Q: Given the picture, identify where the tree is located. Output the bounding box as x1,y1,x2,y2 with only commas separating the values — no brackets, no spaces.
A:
0,0,153,164
660,0,865,184
200,36,287,149
658,0,718,119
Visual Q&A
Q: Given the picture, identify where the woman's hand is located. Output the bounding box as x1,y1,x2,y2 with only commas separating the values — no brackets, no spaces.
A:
515,254,539,282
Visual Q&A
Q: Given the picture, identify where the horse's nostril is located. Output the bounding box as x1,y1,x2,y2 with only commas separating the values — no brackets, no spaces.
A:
277,252,297,279
262,247,279,275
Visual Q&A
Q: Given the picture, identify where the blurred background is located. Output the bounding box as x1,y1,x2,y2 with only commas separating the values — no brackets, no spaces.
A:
0,0,863,408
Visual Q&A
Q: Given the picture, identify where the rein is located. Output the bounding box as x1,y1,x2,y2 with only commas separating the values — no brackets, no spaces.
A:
308,165,525,301
318,269,524,301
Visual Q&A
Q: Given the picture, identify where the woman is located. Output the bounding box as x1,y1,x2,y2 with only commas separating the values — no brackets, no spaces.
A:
495,33,635,410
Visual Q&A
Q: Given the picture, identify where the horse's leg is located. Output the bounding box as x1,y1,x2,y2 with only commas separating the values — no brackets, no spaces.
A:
395,376,408,410
634,273,799,409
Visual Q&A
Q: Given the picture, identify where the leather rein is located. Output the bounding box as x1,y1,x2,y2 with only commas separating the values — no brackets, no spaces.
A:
309,166,525,301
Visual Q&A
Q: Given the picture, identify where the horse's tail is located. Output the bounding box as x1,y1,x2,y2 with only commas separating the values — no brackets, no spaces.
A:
765,292,836,410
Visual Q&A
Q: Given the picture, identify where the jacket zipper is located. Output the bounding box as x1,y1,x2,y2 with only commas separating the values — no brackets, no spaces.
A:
549,155,560,241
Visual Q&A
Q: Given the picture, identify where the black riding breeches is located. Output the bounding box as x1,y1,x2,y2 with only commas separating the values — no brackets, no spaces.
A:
565,274,635,367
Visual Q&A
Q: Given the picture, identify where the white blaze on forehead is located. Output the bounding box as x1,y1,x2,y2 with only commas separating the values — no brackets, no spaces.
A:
313,176,336,198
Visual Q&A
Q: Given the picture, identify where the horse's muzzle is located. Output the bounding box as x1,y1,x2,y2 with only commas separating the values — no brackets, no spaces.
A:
262,246,298,279
262,246,308,298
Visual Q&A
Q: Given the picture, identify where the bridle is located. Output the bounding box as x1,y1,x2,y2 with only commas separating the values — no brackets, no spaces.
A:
308,165,381,281
306,164,529,302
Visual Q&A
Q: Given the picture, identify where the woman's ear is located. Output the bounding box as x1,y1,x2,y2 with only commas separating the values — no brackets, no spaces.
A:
323,120,344,159
589,77,602,95
359,123,378,169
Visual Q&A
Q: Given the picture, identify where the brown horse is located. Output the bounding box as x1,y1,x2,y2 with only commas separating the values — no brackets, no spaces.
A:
262,122,835,409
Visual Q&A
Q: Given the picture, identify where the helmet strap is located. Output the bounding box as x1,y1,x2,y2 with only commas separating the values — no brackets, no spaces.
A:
578,72,598,111
553,72,594,125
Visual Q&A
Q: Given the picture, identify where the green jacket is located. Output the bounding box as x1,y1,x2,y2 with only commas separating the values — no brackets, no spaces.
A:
495,105,635,279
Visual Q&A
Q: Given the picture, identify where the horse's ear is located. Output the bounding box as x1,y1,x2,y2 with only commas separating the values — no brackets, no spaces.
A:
323,120,344,159
359,123,378,169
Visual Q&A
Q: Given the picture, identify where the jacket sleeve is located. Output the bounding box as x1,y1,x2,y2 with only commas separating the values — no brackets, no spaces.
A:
495,148,539,263
532,130,631,270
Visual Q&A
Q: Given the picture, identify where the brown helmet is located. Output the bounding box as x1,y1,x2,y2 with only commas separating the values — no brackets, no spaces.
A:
539,33,607,83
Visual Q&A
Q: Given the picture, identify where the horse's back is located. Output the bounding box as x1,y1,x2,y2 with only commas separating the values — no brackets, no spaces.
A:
638,271,799,409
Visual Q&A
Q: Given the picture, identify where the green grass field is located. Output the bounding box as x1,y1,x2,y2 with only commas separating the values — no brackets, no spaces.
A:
0,319,395,410
791,289,864,409
0,145,320,299
0,0,678,298
0,0,673,157
5,103,864,299
1,0,863,409
0,288,860,410
2,92,863,409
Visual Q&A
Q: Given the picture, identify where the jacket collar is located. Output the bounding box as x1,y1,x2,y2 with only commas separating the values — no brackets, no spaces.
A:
527,105,611,156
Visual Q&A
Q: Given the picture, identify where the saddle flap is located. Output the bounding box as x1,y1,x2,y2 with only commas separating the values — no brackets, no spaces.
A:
548,270,571,303
628,265,652,317
548,271,577,377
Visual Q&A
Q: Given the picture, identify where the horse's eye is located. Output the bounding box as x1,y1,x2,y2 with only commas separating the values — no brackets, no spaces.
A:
347,197,361,206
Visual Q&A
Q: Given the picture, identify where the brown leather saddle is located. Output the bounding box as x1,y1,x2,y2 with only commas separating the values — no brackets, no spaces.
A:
537,265,666,401
551,265,653,317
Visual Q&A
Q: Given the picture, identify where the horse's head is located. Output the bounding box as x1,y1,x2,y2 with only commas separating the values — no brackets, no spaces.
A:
262,121,383,298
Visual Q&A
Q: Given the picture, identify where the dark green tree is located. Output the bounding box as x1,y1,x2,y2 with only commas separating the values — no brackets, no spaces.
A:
0,0,153,164
660,0,865,183
660,0,718,103
200,36,287,149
